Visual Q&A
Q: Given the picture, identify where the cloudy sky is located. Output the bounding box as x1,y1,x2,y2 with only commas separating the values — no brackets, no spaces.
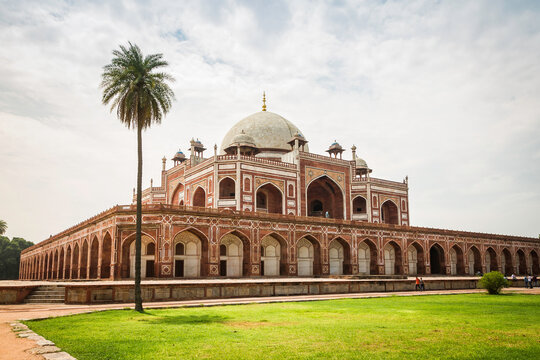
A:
1,0,539,243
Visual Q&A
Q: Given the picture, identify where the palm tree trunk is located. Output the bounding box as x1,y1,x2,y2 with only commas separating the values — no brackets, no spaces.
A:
135,124,143,312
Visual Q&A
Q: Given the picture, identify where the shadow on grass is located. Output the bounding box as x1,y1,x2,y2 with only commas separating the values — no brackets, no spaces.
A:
150,314,229,325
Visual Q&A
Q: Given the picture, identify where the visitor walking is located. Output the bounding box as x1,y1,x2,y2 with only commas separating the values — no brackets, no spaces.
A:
524,275,529,289
415,277,420,291
528,275,533,289
325,211,330,218
533,275,538,287
419,277,425,291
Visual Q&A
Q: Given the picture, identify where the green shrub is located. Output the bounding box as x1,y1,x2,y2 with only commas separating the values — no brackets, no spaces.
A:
479,271,509,294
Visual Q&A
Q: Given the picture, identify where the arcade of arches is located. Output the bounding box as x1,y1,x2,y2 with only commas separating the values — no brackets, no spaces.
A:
20,224,539,280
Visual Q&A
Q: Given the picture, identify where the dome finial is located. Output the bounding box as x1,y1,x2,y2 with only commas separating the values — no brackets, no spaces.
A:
262,91,267,111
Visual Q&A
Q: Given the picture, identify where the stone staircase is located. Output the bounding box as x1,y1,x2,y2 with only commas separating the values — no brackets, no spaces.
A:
24,285,66,304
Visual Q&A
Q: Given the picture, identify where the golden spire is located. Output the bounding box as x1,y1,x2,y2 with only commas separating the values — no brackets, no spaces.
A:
262,91,267,111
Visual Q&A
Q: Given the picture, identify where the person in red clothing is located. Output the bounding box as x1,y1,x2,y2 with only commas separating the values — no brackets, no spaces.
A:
415,277,420,291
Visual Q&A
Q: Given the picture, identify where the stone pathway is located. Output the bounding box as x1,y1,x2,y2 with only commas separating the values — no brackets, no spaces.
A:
1,287,538,360
9,322,74,360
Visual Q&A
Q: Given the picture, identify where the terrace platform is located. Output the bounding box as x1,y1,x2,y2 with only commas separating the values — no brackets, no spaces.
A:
0,276,496,305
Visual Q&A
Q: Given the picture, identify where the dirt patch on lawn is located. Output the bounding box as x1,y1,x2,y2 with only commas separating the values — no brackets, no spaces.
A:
226,321,294,329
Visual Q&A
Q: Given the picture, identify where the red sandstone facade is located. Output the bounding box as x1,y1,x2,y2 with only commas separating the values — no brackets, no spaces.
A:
19,105,540,280
18,205,540,280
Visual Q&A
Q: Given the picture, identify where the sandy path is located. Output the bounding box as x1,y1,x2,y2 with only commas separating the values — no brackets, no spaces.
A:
1,287,538,360
0,323,42,360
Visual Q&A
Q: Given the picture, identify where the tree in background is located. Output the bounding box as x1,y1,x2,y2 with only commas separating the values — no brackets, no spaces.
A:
101,43,175,312
0,236,34,279
0,219,7,235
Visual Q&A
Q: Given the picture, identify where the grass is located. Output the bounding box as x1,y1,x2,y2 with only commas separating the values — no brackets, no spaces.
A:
24,294,540,359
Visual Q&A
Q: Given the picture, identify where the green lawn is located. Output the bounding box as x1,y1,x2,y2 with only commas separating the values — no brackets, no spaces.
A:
24,294,540,360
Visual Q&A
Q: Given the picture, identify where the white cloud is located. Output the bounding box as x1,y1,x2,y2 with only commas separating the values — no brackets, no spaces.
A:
0,0,539,242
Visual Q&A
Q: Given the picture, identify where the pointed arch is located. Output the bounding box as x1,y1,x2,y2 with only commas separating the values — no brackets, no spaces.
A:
449,244,465,275
501,248,513,275
80,239,89,279
172,229,209,278
467,245,482,275
352,195,367,221
429,243,446,275
384,240,402,275
407,241,425,275
485,247,498,273
381,200,399,225
52,249,59,279
170,182,185,205
192,186,206,207
328,237,351,275
296,234,322,276
89,236,100,279
306,175,345,219
529,250,539,274
120,232,157,279
72,243,80,279
101,232,113,279
516,249,526,275
219,230,250,277
260,232,288,276
358,238,378,275
58,247,65,280
65,244,72,280
218,177,236,200
255,182,284,214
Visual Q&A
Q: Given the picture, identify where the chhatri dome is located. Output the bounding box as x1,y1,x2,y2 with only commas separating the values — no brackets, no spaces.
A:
220,93,309,156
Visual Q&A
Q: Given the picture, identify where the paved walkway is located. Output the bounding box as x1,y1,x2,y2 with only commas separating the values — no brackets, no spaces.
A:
1,287,538,360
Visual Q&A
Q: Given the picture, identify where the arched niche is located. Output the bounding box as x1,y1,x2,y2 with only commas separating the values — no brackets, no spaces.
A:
516,249,526,275
407,242,425,275
256,183,283,214
120,234,157,279
328,238,351,275
297,236,321,276
80,240,89,279
101,233,113,279
219,232,246,277
219,177,236,200
501,248,513,275
72,243,79,279
467,246,482,275
171,183,185,205
173,230,208,278
429,243,446,275
485,248,498,273
89,237,99,279
306,176,344,219
192,187,206,207
384,241,402,275
449,245,465,275
352,196,367,221
358,239,378,275
260,234,287,276
529,250,539,274
381,200,399,225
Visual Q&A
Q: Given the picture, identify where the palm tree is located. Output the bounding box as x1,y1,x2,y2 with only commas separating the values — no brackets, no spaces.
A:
101,43,175,312
0,220,6,235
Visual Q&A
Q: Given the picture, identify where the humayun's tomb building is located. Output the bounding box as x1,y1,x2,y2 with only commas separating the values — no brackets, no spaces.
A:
19,97,540,281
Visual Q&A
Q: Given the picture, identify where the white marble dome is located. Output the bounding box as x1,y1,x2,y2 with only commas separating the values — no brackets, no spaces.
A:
220,111,308,155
